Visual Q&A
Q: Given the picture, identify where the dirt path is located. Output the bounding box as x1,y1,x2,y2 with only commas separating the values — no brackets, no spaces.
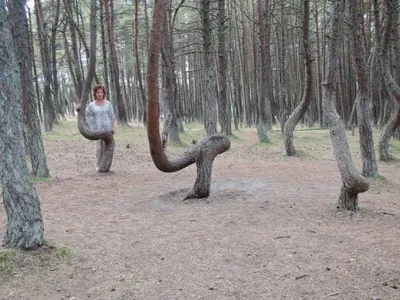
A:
1,126,400,300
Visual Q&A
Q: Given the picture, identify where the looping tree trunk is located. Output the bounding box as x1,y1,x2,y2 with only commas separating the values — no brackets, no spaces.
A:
147,0,230,200
76,0,115,172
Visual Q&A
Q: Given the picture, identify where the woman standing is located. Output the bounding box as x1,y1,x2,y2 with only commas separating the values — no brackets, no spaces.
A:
85,85,116,172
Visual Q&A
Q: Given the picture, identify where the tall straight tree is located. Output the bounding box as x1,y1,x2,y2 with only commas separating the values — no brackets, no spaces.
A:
379,0,400,161
103,0,128,125
348,0,379,177
161,5,181,144
133,0,147,126
283,0,313,156
0,0,44,248
322,0,369,211
35,0,56,131
217,0,232,135
202,0,218,135
256,0,272,142
8,0,50,178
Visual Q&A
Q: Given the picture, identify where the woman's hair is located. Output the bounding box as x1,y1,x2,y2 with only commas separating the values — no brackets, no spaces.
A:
93,85,106,100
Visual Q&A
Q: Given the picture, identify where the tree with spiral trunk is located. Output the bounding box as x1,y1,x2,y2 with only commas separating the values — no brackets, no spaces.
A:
0,0,44,249
147,0,230,200
322,0,369,211
76,0,115,172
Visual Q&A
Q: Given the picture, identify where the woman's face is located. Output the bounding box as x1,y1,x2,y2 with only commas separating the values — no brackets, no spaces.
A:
96,89,104,100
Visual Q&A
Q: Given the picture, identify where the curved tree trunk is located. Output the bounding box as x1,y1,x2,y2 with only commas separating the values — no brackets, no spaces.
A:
348,0,379,177
322,0,369,211
0,2,44,249
77,0,115,172
9,0,50,178
147,0,230,199
283,0,312,156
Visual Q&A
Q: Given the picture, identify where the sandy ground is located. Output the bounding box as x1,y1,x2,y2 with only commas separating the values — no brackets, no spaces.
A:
1,124,400,300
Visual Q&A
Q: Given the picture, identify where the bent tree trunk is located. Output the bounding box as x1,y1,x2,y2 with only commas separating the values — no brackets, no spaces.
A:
77,0,115,172
147,0,230,199
284,0,312,156
322,0,369,211
0,2,44,248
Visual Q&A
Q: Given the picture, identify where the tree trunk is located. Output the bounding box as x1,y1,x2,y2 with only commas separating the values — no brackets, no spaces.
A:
256,0,271,142
217,0,232,135
202,0,218,135
9,0,50,178
147,0,230,199
77,0,115,172
379,0,400,161
0,2,44,249
348,0,379,177
133,0,147,126
35,0,56,132
103,0,128,125
161,11,181,145
322,0,369,211
283,0,312,156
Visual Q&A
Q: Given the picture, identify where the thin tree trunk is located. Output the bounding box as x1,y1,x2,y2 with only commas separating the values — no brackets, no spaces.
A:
35,0,55,131
348,0,379,177
103,0,128,125
218,0,232,135
133,0,147,126
284,0,312,156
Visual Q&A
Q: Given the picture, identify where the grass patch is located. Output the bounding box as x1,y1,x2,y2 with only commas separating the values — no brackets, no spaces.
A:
0,243,75,283
32,177,53,184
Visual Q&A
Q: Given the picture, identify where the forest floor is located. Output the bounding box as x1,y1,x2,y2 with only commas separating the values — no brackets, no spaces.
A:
1,119,400,300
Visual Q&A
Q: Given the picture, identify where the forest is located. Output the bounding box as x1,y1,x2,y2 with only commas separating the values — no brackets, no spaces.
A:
0,0,400,299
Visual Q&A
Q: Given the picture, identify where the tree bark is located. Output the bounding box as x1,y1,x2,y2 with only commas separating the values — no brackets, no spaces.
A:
9,0,50,178
283,0,312,156
35,0,56,132
348,0,379,177
322,0,369,211
161,10,181,145
103,0,128,125
133,0,147,126
379,0,400,161
0,1,44,249
217,0,232,135
202,0,218,135
256,0,271,142
147,0,230,199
